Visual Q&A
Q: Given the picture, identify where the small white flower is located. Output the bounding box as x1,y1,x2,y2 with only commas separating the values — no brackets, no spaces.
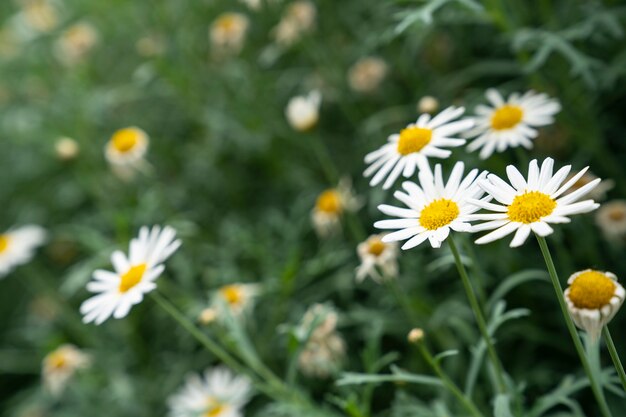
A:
562,171,613,202
596,200,626,242
465,89,561,159
348,57,388,94
20,0,58,34
55,22,98,65
470,158,600,247
364,106,473,189
105,127,149,168
168,367,252,417
417,96,439,114
0,225,46,277
374,161,487,249
42,344,91,396
213,283,260,318
272,1,316,47
311,178,362,238
356,234,398,283
285,90,321,132
80,225,181,325
55,137,79,160
565,269,625,343
210,13,249,54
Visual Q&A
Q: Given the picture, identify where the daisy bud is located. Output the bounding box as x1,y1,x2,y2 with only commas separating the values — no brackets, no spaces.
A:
285,90,321,132
565,269,625,343
417,96,439,114
55,137,79,161
348,57,388,94
408,328,425,344
198,307,218,325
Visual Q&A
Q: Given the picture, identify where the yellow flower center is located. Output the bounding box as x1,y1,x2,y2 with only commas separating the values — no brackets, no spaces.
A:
507,191,556,224
316,190,342,214
48,351,68,369
118,263,147,293
396,127,432,155
216,15,238,32
419,199,459,230
203,399,225,417
568,271,616,309
220,285,243,306
111,128,141,153
491,105,523,130
608,208,626,222
0,235,9,254
367,239,386,256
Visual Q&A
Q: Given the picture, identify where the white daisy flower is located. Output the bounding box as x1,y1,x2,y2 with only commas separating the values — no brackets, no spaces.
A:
80,225,181,325
355,234,398,283
0,225,46,277
285,90,321,132
105,127,149,168
470,158,600,248
213,283,260,318
42,344,91,396
311,177,362,238
562,171,613,202
565,269,625,343
168,367,252,417
55,21,99,65
596,200,626,242
210,13,249,54
347,57,388,94
364,106,473,190
465,89,561,159
374,161,487,249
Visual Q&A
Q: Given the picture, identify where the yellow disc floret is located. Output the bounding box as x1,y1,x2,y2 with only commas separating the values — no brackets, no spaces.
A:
0,235,9,253
419,199,460,230
316,190,342,214
47,351,68,370
569,270,616,309
507,191,556,224
367,238,386,256
118,263,147,293
111,128,142,153
220,285,243,306
204,401,225,417
397,127,432,155
491,105,523,130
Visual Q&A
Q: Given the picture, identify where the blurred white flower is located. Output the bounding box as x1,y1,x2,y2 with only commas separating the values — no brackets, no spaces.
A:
272,1,316,47
356,234,398,282
465,89,561,160
565,269,625,343
210,13,249,55
105,127,150,179
42,344,91,396
347,57,387,94
418,96,439,114
20,0,58,34
213,283,260,318
80,225,181,325
168,367,252,417
311,178,362,238
562,171,613,202
0,225,46,277
297,304,346,378
285,90,321,132
596,200,626,242
55,22,99,65
198,307,218,325
55,137,79,160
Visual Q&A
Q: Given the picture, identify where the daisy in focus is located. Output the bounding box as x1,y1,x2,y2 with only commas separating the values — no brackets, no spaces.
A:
311,178,362,238
42,344,91,396
465,89,561,159
565,269,625,342
0,225,46,277
355,234,398,283
285,90,321,132
364,106,473,189
212,283,260,319
168,367,252,417
374,161,487,249
105,127,150,178
80,225,181,325
470,158,600,247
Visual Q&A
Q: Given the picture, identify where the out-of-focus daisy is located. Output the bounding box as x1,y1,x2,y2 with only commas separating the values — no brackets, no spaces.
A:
285,90,321,132
55,137,79,161
168,367,252,417
297,304,346,378
80,225,181,325
105,127,149,177
356,234,398,283
470,158,600,247
210,12,249,55
0,225,46,278
311,178,362,238
562,171,613,202
213,283,259,318
596,200,626,242
42,344,91,396
55,22,98,65
364,106,473,189
374,162,486,249
418,96,439,114
565,269,625,343
272,1,316,47
348,57,388,94
465,89,561,159
20,0,58,34
198,307,218,325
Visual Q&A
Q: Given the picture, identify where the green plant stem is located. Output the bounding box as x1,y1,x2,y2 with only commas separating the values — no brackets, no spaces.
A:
417,341,485,417
603,326,626,392
535,235,613,417
447,235,507,394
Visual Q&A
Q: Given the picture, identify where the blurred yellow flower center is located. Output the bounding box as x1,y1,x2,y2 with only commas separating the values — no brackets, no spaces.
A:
216,15,239,32
491,105,523,130
220,285,243,306
608,208,626,222
48,351,68,369
118,263,147,293
316,190,342,214
0,235,9,253
507,191,556,224
203,400,225,417
569,271,616,309
397,127,432,155
419,199,459,230
111,129,141,153
367,239,386,256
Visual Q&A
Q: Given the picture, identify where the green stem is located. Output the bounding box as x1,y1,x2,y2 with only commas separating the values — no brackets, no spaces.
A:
417,341,485,417
603,326,626,392
447,236,507,394
535,235,613,417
